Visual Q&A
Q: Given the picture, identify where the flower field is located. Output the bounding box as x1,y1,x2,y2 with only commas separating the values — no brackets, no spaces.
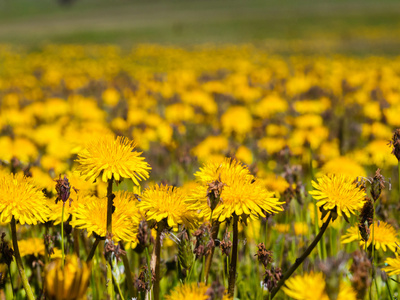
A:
0,44,400,299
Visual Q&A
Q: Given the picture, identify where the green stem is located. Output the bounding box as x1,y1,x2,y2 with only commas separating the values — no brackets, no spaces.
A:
106,178,114,235
73,228,80,257
106,178,114,298
120,242,135,298
61,202,65,269
107,261,113,299
112,270,125,300
10,217,35,300
7,267,14,300
386,278,394,300
204,221,220,284
86,237,100,263
228,214,239,298
269,213,332,299
153,228,162,300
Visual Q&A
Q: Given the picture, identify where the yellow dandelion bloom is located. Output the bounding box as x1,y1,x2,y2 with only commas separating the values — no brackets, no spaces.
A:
341,221,399,252
309,174,366,218
383,255,400,276
17,238,60,259
76,135,151,184
165,282,209,300
0,173,49,225
221,106,253,136
282,272,357,300
138,184,197,229
70,192,140,246
45,255,91,300
274,222,308,235
187,158,284,222
319,156,366,178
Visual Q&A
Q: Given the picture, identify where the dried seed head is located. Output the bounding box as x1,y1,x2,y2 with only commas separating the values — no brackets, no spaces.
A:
219,231,232,256
350,250,371,300
263,267,282,292
358,197,374,242
135,266,152,292
104,233,126,262
389,129,400,161
136,220,152,253
255,243,273,268
371,169,385,201
207,176,226,211
54,174,73,205
193,223,213,259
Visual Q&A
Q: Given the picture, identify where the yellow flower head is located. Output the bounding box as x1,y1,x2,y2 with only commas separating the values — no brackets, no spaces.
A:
70,192,140,246
309,174,366,219
341,221,399,252
45,255,91,300
0,173,49,225
282,272,357,300
165,282,209,300
76,135,151,184
187,158,284,222
383,255,400,276
17,238,61,259
138,184,197,229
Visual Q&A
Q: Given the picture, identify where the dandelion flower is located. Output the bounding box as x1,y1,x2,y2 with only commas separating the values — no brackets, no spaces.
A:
138,184,197,229
282,272,356,300
45,254,91,300
341,221,399,252
309,174,366,219
383,255,400,276
187,158,284,222
17,238,61,259
76,135,151,184
165,282,209,300
0,173,49,225
70,192,140,247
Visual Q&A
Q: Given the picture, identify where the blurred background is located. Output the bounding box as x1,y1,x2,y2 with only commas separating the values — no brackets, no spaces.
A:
1,0,400,54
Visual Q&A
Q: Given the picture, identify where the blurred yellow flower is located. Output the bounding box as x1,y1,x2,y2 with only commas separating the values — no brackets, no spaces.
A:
45,255,91,300
383,255,400,276
319,156,366,178
165,282,209,300
282,272,356,300
221,106,253,136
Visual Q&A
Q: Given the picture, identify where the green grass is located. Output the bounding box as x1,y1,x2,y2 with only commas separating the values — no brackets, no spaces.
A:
1,0,400,54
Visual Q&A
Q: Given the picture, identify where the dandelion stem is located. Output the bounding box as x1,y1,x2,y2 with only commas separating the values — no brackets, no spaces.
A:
120,242,135,299
106,177,114,298
112,270,125,300
107,261,113,299
153,228,162,300
10,217,35,300
269,213,332,299
228,214,239,298
86,237,100,263
106,178,114,235
204,221,220,284
61,202,65,269
73,228,80,257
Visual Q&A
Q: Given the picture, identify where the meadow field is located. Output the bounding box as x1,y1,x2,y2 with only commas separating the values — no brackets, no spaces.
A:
0,1,400,300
